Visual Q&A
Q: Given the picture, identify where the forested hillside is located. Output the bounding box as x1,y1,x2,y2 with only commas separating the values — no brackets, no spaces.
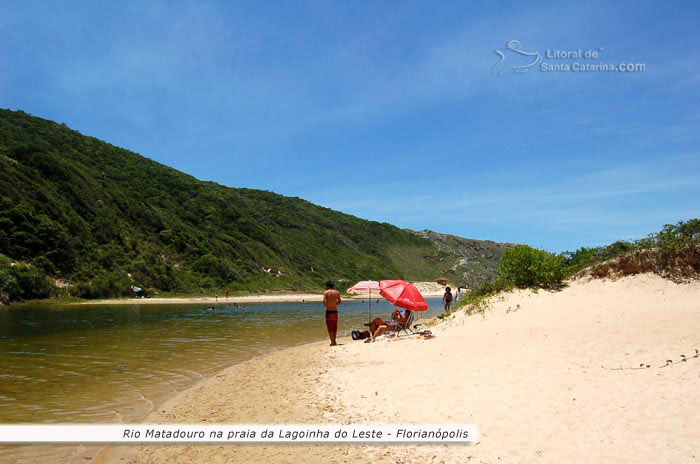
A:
0,110,511,302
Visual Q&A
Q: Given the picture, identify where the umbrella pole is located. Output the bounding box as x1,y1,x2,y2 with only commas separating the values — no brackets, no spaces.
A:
368,287,372,325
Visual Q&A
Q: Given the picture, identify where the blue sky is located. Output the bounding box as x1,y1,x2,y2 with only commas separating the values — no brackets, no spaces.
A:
1,1,698,251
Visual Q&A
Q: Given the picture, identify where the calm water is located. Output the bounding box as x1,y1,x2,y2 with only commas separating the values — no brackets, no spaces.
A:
0,297,443,426
0,297,443,463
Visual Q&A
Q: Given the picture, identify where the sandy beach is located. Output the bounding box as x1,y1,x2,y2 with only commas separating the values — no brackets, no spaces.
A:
97,273,700,463
78,283,447,306
79,293,327,305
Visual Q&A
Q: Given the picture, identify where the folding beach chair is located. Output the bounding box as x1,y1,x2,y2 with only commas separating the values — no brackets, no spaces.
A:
363,310,418,343
392,310,415,336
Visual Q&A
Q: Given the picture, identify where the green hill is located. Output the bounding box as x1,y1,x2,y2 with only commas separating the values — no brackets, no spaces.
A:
0,109,510,302
405,230,515,286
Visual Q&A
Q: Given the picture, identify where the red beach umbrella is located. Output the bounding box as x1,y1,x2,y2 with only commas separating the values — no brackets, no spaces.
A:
347,280,381,324
379,280,428,311
347,281,380,294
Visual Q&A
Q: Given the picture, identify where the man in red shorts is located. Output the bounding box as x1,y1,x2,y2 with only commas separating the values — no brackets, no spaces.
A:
323,281,342,346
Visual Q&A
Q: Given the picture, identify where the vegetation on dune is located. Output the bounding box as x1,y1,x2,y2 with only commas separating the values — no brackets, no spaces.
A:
456,219,700,310
497,245,566,289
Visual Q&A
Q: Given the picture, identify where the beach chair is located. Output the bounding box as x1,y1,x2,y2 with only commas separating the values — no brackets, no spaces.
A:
363,310,417,342
392,310,415,336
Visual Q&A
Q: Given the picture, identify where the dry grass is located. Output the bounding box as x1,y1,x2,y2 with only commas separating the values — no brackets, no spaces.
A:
579,242,700,282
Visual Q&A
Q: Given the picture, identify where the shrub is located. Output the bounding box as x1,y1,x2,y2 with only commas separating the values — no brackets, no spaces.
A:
0,254,54,302
456,277,508,309
9,264,53,300
0,268,20,303
499,245,565,289
72,270,133,299
654,219,700,268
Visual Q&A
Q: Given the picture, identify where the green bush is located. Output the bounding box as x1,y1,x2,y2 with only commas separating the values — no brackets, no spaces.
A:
456,278,508,308
654,219,700,267
73,270,132,299
0,256,52,301
0,268,20,302
498,245,565,289
12,265,53,299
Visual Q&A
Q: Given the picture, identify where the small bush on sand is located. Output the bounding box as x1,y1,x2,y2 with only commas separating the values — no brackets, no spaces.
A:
498,245,566,289
456,247,564,312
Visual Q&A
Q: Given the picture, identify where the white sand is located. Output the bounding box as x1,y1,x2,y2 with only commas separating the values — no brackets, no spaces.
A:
79,293,326,305
98,273,700,463
79,282,446,306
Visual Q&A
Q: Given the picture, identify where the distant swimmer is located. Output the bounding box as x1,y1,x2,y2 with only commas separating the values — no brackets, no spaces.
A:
323,280,342,347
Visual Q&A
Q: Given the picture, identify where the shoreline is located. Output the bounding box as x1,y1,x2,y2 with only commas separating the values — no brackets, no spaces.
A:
94,337,336,464
10,289,446,307
94,311,444,462
7,281,448,307
78,292,327,305
96,274,700,463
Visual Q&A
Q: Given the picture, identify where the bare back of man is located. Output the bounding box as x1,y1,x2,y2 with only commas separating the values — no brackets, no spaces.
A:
323,281,342,346
323,289,341,311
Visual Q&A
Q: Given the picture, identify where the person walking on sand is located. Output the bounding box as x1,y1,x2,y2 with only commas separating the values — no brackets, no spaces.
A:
443,286,453,313
323,281,342,346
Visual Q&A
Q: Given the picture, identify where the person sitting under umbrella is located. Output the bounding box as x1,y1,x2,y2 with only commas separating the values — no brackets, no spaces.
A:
366,309,412,340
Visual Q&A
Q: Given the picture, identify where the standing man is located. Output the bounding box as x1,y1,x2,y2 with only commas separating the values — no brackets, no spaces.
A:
323,281,342,346
443,286,453,313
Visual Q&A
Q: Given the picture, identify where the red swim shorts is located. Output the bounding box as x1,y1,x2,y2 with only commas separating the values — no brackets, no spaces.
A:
325,311,338,333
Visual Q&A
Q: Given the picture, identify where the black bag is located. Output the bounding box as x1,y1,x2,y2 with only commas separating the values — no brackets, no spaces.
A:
351,330,370,340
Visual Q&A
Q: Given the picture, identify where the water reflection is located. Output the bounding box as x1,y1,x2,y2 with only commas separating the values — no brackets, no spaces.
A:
0,298,442,425
0,297,444,463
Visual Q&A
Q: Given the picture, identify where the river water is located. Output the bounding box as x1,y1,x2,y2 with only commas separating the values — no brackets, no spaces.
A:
0,297,444,463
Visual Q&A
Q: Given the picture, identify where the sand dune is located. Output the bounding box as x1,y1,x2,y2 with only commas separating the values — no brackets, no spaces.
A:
98,273,700,463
